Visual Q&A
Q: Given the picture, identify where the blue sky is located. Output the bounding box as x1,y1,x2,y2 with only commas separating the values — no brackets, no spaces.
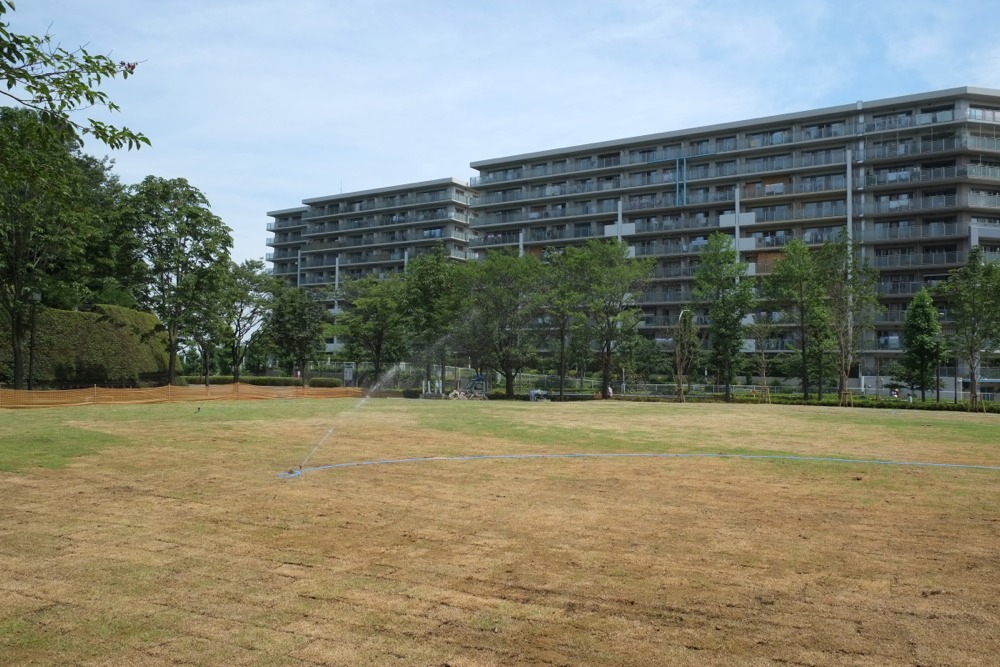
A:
8,1,1000,262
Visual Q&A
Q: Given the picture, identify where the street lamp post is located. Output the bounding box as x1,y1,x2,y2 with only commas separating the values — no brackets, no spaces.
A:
27,292,41,390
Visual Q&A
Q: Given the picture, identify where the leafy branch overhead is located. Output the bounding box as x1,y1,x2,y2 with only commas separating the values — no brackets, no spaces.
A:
0,0,149,149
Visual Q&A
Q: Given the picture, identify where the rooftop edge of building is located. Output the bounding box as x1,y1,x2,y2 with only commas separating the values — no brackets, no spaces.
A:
301,177,471,206
469,86,1000,170
266,205,309,217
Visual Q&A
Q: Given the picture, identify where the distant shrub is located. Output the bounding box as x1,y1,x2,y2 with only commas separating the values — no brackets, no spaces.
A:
308,377,343,388
244,376,302,386
179,375,234,385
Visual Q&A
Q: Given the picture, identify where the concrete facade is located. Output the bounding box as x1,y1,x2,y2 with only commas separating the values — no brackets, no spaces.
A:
267,178,476,290
467,86,1000,376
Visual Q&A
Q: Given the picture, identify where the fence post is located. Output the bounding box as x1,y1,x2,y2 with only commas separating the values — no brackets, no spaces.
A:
93,384,98,405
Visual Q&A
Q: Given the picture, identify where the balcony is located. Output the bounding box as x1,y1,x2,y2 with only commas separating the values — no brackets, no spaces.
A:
864,193,1000,216
877,281,922,296
872,250,967,269
480,190,526,205
750,235,793,250
471,232,521,248
626,195,677,211
267,218,306,231
862,221,963,242
865,137,965,161
266,235,303,247
801,230,843,244
474,210,527,227
473,154,625,187
527,178,622,199
655,263,698,279
471,169,524,187
865,109,956,133
635,241,707,257
639,289,694,304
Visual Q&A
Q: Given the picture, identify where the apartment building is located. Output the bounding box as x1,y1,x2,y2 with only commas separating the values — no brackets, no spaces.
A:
266,178,476,289
468,86,1000,376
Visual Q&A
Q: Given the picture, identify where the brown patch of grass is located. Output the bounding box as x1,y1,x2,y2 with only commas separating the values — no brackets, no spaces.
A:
2,400,999,665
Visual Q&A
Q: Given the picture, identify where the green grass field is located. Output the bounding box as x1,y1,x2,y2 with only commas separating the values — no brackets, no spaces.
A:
2,399,999,665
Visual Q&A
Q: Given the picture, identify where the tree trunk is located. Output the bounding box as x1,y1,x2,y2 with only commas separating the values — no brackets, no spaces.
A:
969,351,980,411
438,348,447,396
167,329,179,385
231,344,242,383
11,324,25,390
601,342,613,399
817,348,824,401
800,322,809,400
675,354,686,403
723,359,732,402
557,330,567,401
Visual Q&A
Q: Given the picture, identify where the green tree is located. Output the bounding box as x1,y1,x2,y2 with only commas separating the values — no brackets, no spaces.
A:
577,239,653,399
129,176,232,384
0,2,148,149
671,308,701,402
767,238,829,399
74,157,146,308
693,232,756,402
220,259,275,382
936,246,1000,411
462,250,544,399
0,107,95,388
898,288,942,401
746,311,776,399
185,261,229,385
403,245,465,394
541,247,590,400
819,234,882,405
264,285,329,380
336,274,408,387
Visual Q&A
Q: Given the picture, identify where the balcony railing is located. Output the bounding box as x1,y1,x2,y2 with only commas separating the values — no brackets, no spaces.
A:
655,263,698,278
877,281,923,296
470,232,521,248
473,211,526,227
864,193,1000,216
304,210,470,236
863,164,1000,190
872,250,966,268
862,222,963,242
865,109,956,133
639,289,694,304
527,179,622,199
865,137,965,160
267,219,306,231
634,241,708,257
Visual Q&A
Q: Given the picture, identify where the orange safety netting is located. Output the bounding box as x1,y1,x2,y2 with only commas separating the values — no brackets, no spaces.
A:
0,384,365,409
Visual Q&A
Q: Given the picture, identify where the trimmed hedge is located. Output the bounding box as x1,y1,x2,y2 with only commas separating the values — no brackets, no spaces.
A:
1,304,168,386
244,376,302,386
308,377,343,388
177,375,311,387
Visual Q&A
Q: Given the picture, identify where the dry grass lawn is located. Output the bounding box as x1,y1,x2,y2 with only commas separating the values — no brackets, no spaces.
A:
2,398,999,666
